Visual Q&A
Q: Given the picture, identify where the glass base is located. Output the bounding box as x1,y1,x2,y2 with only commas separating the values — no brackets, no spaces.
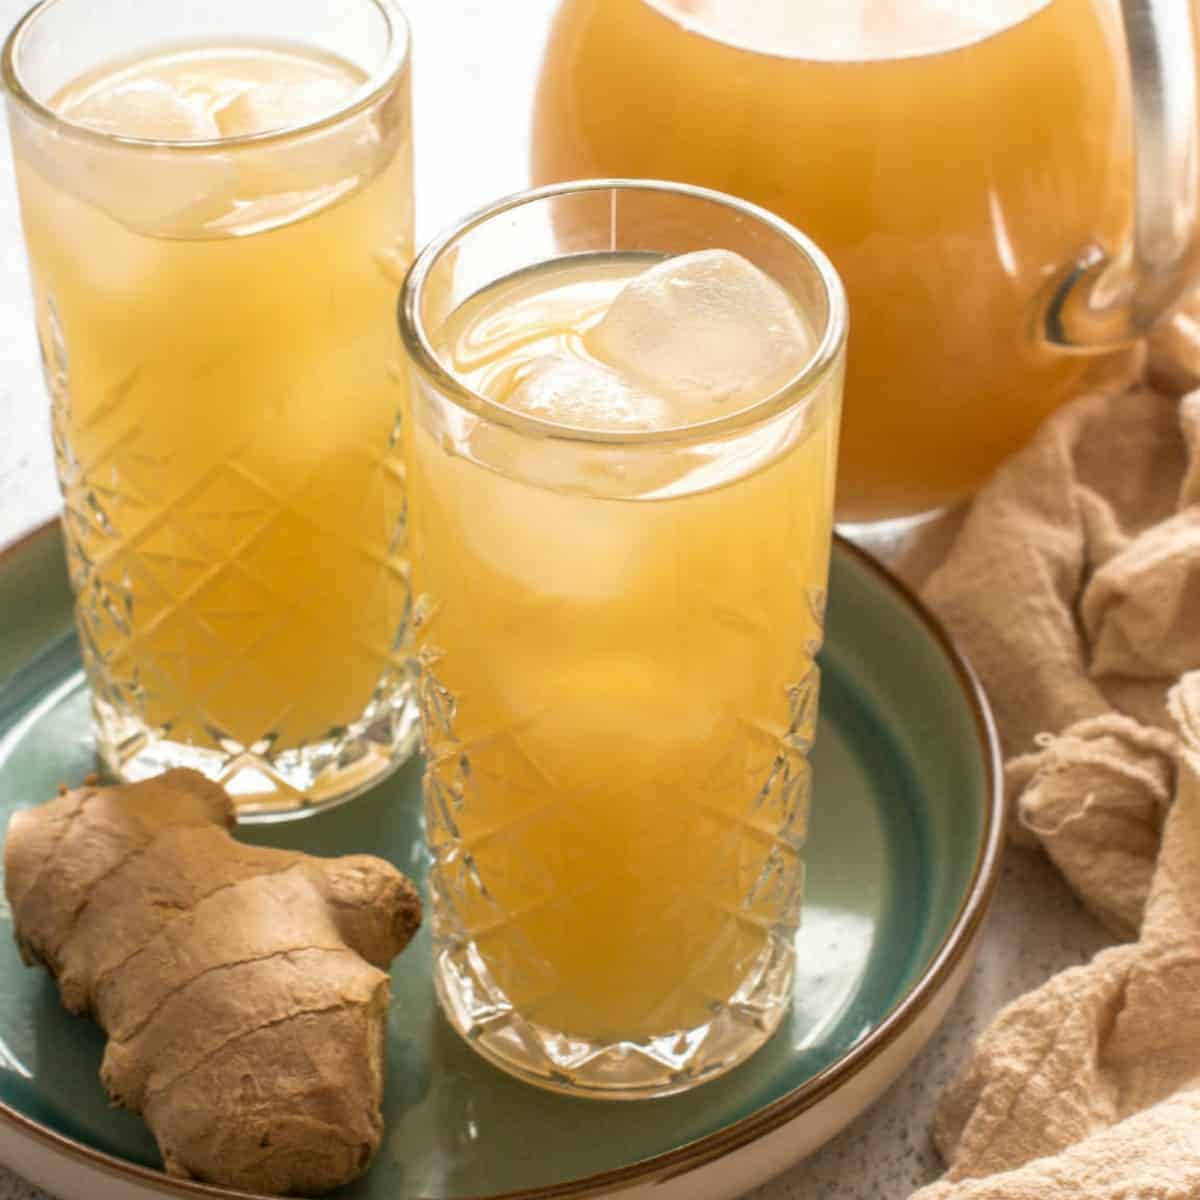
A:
433,934,795,1099
91,685,420,821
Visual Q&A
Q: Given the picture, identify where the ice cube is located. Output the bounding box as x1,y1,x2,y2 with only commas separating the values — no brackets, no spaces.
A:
505,355,670,431
470,356,715,498
26,80,235,235
63,78,219,140
586,250,814,416
211,78,357,138
207,78,380,229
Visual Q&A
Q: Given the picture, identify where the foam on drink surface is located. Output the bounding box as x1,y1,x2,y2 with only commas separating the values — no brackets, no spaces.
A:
445,250,815,435
652,0,1052,59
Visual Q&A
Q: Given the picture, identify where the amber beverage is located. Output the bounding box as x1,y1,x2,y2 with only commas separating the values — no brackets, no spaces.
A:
401,182,846,1098
4,0,416,814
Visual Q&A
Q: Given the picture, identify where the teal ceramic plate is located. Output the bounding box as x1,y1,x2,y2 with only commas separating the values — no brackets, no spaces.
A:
0,522,1001,1200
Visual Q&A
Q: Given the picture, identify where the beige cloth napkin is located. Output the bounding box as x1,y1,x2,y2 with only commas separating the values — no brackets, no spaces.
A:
894,333,1200,1198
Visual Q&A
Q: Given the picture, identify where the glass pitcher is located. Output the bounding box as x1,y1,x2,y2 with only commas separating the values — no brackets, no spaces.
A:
532,0,1199,525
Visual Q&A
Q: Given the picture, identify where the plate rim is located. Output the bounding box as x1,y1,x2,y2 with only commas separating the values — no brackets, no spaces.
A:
0,519,1004,1200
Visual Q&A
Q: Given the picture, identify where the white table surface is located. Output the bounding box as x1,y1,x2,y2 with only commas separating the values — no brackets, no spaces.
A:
0,2,1113,1197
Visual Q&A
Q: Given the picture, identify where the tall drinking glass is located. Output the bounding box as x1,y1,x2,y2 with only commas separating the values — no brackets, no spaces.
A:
400,180,847,1096
3,0,417,817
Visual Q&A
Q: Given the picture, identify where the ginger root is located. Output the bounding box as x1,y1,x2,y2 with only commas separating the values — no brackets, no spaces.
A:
4,768,422,1195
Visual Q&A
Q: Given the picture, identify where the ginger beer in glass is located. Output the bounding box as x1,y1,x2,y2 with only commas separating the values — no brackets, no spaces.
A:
401,182,846,1097
4,0,416,815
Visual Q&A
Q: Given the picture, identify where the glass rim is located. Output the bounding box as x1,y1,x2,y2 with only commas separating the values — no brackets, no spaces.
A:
0,0,410,152
398,178,849,448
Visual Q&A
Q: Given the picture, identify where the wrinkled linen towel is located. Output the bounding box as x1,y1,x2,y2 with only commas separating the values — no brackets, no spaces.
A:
896,347,1200,1199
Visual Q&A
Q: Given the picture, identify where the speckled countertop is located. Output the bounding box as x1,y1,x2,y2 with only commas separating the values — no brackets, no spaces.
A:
0,2,1114,1197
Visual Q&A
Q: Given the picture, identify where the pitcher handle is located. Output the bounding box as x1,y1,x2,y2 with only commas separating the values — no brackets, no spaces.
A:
1044,0,1199,349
